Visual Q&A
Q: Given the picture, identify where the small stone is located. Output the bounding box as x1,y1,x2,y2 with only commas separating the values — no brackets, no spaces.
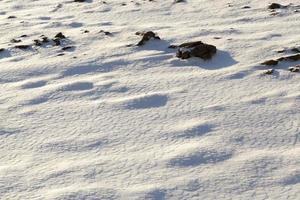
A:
54,32,66,39
15,45,30,49
291,48,300,53
276,49,285,53
168,45,178,49
261,60,278,66
174,0,185,3
52,38,61,46
242,6,251,9
42,36,49,43
99,30,112,36
268,3,282,9
34,39,43,46
277,57,285,61
264,69,274,75
136,31,160,46
288,66,300,72
284,54,300,61
10,39,22,43
62,46,74,51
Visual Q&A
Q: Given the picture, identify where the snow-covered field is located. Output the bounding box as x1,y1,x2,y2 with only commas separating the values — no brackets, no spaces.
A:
1,0,300,199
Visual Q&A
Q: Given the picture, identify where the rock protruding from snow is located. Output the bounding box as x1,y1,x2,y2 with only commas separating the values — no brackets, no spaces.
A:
136,31,161,46
171,41,217,60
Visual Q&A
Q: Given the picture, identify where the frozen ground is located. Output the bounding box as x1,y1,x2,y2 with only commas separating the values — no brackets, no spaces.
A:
0,0,300,199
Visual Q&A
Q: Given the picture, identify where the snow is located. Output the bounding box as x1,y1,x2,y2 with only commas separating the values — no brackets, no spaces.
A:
1,0,300,199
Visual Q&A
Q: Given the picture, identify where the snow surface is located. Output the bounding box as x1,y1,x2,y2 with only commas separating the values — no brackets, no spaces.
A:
1,0,300,199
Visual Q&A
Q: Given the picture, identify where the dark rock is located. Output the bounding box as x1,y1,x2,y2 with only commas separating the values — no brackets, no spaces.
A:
52,38,61,46
291,48,300,53
277,57,285,61
0,48,5,52
190,43,217,60
261,60,278,66
52,33,66,46
7,16,16,19
175,41,217,60
179,41,205,48
34,39,43,46
99,30,112,35
176,50,191,59
268,3,282,9
283,54,300,61
262,54,300,71
62,46,74,51
10,39,22,43
74,0,85,2
174,0,186,3
54,32,66,39
41,36,50,43
276,49,285,53
264,69,274,75
136,31,160,46
34,35,50,46
289,66,300,72
168,45,178,49
242,6,251,9
15,45,30,49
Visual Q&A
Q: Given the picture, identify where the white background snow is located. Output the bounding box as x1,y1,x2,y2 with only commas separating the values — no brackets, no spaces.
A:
0,0,300,199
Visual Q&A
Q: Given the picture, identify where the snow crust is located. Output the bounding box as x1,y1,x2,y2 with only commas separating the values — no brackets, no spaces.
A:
1,0,300,199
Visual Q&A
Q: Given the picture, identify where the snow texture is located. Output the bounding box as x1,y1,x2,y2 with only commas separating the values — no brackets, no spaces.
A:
1,0,300,199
